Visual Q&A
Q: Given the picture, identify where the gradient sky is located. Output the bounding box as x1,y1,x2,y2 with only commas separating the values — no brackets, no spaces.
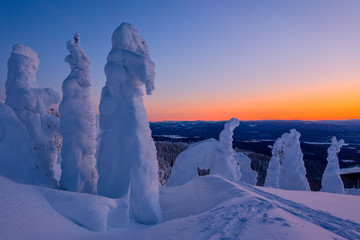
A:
0,0,359,121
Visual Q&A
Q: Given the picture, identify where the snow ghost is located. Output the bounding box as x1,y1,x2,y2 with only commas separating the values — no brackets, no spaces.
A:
59,35,98,194
97,23,160,224
5,44,60,187
167,118,241,186
264,138,282,188
265,129,310,191
0,102,54,187
235,152,257,185
321,137,345,194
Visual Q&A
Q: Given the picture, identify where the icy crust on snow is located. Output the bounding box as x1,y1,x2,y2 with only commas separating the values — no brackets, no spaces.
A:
265,129,310,191
235,152,257,185
167,119,240,186
59,38,98,194
321,137,345,194
0,102,53,187
97,23,160,224
5,44,60,187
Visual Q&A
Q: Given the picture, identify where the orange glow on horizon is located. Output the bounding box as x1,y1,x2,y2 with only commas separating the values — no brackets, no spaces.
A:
145,80,360,122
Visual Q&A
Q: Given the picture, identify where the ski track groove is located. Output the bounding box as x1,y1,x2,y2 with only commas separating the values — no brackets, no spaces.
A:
240,184,360,240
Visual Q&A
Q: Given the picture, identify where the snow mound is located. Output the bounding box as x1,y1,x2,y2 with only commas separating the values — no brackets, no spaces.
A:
321,137,345,194
0,176,128,236
167,118,240,186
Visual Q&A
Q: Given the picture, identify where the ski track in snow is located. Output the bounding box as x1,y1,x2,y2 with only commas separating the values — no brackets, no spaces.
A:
241,184,360,240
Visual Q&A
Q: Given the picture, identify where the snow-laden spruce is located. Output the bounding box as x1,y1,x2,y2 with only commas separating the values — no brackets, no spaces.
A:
264,138,282,188
97,23,161,224
265,129,310,191
167,118,241,186
0,102,54,187
321,137,345,194
59,35,98,194
5,44,60,187
235,152,257,185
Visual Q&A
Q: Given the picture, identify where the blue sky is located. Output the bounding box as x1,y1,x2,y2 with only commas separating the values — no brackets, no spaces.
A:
1,0,359,120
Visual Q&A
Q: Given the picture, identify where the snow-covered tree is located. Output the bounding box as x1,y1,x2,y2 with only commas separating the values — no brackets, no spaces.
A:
59,35,98,194
264,129,310,191
167,118,241,186
5,44,60,187
0,102,54,187
321,137,345,194
264,138,282,188
235,152,257,185
97,23,161,224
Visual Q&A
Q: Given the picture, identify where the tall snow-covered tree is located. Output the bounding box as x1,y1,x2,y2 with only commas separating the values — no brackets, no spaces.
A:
264,138,282,188
235,152,257,185
5,44,60,187
167,118,241,186
321,137,345,194
59,35,98,194
0,102,54,187
97,23,161,224
264,129,310,191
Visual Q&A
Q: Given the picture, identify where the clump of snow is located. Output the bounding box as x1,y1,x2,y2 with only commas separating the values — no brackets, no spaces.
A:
265,129,310,191
167,118,240,186
97,23,161,224
59,35,98,194
5,44,60,187
0,102,54,187
235,152,257,185
321,137,345,194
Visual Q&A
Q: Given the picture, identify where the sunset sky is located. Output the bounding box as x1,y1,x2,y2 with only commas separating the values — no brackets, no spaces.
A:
0,0,359,121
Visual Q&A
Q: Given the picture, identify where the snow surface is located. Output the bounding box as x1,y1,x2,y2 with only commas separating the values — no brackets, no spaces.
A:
321,137,345,194
1,175,359,240
5,44,60,187
59,36,98,194
167,119,240,186
97,23,160,224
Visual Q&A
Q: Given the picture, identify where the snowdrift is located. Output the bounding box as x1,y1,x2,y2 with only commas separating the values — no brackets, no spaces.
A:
1,175,359,240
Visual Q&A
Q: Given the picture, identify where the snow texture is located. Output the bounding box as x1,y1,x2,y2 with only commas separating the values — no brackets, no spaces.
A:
235,152,257,185
265,129,310,191
5,44,60,187
264,138,282,188
97,23,161,224
167,118,240,186
59,36,98,194
321,137,345,194
0,102,54,187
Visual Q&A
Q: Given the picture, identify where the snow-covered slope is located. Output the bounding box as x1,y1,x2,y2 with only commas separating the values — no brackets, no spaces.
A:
1,175,359,240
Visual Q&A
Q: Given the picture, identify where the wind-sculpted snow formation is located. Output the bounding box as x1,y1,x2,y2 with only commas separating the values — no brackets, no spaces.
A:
235,152,257,185
5,44,60,187
97,23,161,224
59,35,98,194
321,137,345,194
167,118,241,186
0,102,54,187
265,129,310,191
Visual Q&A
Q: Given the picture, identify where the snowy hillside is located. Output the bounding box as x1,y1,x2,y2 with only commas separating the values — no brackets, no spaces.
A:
1,175,359,240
